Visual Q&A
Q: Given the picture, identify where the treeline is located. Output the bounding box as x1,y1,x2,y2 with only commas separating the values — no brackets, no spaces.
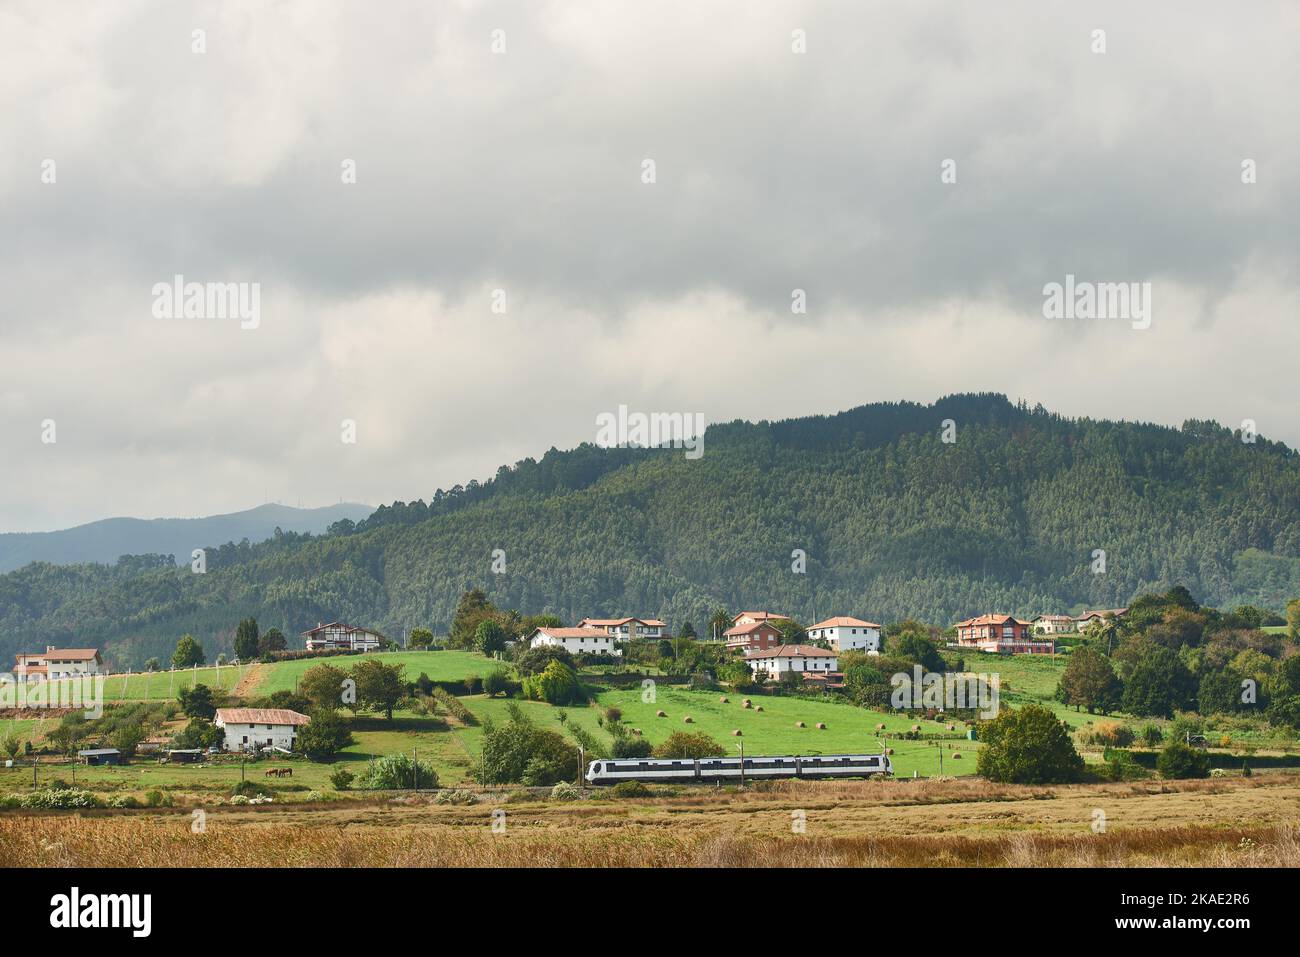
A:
2,393,1299,669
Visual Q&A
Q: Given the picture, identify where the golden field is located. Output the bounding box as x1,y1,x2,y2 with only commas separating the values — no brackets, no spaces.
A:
3,775,1299,867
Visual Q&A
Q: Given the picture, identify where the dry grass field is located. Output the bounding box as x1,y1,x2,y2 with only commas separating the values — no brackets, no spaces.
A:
4,775,1298,868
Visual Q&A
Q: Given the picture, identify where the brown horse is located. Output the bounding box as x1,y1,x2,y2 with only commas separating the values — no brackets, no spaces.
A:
263,767,292,778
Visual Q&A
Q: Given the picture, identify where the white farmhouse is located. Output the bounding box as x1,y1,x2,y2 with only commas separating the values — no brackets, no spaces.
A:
215,708,311,753
577,617,668,640
300,621,386,652
746,644,838,680
527,626,622,657
806,617,882,653
12,647,103,683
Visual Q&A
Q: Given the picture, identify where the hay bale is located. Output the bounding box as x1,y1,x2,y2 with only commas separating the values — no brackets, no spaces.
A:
755,705,764,712
795,721,806,728
952,752,963,760
911,724,921,732
885,748,894,755
816,722,827,730
683,716,693,724
656,710,667,718
946,724,955,731
731,729,742,736
742,699,753,709
876,723,886,731
720,696,729,703
631,728,642,736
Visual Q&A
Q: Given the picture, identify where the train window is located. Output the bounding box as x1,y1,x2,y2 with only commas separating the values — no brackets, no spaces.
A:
593,763,602,773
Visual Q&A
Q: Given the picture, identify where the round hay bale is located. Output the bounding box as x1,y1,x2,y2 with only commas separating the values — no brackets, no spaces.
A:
876,723,886,731
656,710,666,718
795,721,806,728
952,752,963,760
885,747,894,755
683,716,693,724
631,728,642,736
720,696,729,703
731,729,742,736
911,724,921,732
816,722,827,730
742,700,753,709
946,724,955,731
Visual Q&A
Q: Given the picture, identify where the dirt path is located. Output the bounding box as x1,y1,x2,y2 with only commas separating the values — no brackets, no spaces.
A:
232,664,266,699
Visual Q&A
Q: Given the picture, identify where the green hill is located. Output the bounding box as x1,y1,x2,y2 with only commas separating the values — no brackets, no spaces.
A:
2,393,1298,670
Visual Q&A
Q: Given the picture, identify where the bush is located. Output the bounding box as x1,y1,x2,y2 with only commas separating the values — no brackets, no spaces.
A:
430,687,475,724
1156,742,1211,779
611,780,652,798
478,705,578,786
143,789,172,807
604,707,623,723
522,661,584,706
976,704,1084,784
483,670,511,697
360,752,438,790
550,781,582,801
435,788,477,805
232,780,274,799
296,708,355,762
329,767,355,791
611,735,654,759
652,731,724,759
21,789,102,809
1141,724,1164,747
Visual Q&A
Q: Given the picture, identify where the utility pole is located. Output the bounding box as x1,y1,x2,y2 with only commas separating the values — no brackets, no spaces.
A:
738,741,744,788
414,748,419,792
577,745,585,787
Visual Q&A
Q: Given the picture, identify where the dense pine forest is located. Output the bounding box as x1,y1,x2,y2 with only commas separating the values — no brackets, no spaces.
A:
2,393,1299,669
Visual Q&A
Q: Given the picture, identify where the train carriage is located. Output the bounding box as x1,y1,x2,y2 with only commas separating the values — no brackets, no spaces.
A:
585,752,891,785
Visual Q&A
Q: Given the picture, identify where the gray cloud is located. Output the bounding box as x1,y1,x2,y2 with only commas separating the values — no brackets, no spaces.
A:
1,0,1296,531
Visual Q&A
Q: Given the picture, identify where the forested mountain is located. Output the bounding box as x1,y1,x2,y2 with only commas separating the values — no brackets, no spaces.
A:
2,394,1298,670
0,503,374,574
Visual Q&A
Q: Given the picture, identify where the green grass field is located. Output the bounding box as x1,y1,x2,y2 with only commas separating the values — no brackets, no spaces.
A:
10,664,245,705
248,650,502,696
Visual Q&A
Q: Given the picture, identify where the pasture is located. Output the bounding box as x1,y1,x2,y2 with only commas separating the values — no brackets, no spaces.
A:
246,650,499,696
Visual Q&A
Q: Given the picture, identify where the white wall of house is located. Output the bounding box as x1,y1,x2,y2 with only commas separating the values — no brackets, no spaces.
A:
748,653,838,679
217,721,301,752
45,659,102,679
807,625,880,652
530,632,622,656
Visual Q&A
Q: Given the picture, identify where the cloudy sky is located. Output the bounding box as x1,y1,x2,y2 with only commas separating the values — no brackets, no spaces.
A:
1,0,1297,532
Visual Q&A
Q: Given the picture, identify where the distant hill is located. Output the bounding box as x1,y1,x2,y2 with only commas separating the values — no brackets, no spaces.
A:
0,503,375,574
2,394,1298,670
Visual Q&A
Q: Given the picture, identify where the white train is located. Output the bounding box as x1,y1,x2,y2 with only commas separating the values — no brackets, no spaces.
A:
584,752,892,785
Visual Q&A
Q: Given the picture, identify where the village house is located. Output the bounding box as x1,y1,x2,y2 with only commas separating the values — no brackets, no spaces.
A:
577,617,667,640
746,644,839,682
1031,614,1078,635
214,708,311,753
806,616,882,652
731,611,790,627
12,647,103,683
724,620,785,655
300,621,387,653
527,626,622,657
953,615,1053,654
1075,608,1127,631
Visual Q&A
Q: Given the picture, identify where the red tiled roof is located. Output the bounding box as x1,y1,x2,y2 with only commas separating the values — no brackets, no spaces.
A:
301,621,388,639
215,708,311,726
724,621,781,637
732,611,790,623
747,644,837,660
36,648,101,661
808,616,881,630
955,614,1020,627
533,627,611,639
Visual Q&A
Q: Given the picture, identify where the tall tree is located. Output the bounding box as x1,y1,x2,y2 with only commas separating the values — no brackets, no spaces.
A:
172,634,205,668
1055,645,1123,714
234,617,260,660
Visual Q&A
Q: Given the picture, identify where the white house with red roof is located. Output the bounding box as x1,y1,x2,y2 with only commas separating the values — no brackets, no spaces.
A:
731,611,790,627
12,647,102,683
746,644,839,681
577,617,667,640
215,708,311,752
528,626,622,657
806,616,882,653
953,615,1053,654
1031,614,1077,635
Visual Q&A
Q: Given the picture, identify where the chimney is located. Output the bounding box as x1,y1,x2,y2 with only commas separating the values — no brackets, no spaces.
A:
47,645,55,653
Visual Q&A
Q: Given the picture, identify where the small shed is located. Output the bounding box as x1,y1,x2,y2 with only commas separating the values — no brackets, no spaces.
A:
166,749,204,764
77,748,122,766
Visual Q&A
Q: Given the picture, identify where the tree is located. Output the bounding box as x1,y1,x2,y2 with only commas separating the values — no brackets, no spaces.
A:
353,660,406,720
234,617,260,661
1,734,23,764
143,658,160,672
478,704,577,785
1156,741,1210,779
888,631,946,672
1120,644,1196,718
178,683,218,720
329,767,354,790
1287,598,1300,641
652,731,725,759
361,752,438,789
1197,668,1246,715
514,645,576,677
483,670,510,697
46,713,89,756
1055,646,1123,714
408,627,435,649
474,619,507,656
976,704,1083,784
707,608,732,642
172,718,222,750
172,635,205,668
299,663,351,711
296,709,355,761
522,660,583,705
257,627,287,656
450,588,495,648
774,619,808,644
679,621,697,640
109,724,145,758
